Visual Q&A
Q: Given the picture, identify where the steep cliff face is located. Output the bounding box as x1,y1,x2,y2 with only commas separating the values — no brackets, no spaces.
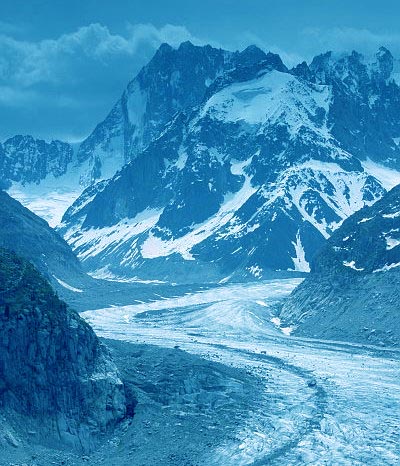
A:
280,184,400,346
74,45,400,189
306,47,400,168
0,248,126,450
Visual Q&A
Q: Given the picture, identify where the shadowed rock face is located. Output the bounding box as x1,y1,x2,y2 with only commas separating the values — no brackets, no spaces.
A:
0,248,126,450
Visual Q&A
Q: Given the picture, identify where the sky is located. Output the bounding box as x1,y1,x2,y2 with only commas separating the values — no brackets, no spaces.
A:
1,0,400,142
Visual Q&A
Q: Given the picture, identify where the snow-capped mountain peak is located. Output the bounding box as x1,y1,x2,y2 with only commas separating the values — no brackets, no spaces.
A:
59,49,400,282
3,44,400,283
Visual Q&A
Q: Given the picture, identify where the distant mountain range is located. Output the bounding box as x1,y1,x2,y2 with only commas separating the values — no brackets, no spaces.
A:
0,135,73,185
2,42,400,281
280,184,400,346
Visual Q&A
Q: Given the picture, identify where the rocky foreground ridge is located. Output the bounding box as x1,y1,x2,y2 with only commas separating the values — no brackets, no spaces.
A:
0,248,127,451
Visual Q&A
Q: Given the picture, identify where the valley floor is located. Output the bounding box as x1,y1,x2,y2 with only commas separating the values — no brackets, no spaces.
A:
83,279,400,465
3,279,400,465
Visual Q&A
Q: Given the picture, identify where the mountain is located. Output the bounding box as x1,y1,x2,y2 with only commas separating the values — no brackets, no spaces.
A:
75,42,282,186
3,44,275,192
0,135,83,227
0,248,126,451
81,43,399,177
2,44,400,282
2,43,279,226
280,184,400,346
5,46,400,190
304,47,400,168
0,190,88,296
60,47,400,282
0,135,73,185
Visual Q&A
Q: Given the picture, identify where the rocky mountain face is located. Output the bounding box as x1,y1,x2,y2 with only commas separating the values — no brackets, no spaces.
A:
0,44,287,191
280,184,400,346
75,42,281,185
2,46,400,192
304,47,400,168
60,46,400,282
0,190,88,296
2,42,240,189
0,135,73,185
2,44,400,282
0,248,126,451
1,43,286,226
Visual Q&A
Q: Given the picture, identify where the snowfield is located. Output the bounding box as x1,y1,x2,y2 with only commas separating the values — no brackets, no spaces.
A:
83,279,400,465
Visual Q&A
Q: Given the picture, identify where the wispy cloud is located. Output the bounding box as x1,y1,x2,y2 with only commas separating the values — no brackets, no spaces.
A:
0,23,203,141
301,27,400,57
0,23,202,88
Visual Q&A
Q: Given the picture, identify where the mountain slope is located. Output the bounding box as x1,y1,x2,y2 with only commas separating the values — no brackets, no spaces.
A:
280,184,400,346
0,248,126,451
61,51,400,282
0,190,88,295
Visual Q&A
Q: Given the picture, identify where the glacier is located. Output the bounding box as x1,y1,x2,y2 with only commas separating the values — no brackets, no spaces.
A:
80,279,400,465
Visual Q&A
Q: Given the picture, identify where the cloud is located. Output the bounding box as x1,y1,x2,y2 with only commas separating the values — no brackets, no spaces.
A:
301,27,400,58
0,23,202,88
0,23,203,141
